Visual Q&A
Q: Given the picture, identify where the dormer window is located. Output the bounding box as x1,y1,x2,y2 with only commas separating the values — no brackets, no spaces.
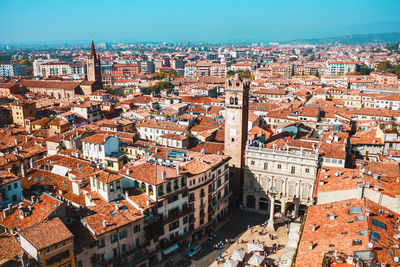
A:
110,183,114,192
116,181,120,189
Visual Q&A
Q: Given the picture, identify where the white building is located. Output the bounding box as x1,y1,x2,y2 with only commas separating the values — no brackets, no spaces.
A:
135,119,188,141
40,62,71,77
184,62,196,78
71,101,103,123
81,133,119,165
0,63,26,77
327,61,359,74
33,58,59,77
243,145,319,219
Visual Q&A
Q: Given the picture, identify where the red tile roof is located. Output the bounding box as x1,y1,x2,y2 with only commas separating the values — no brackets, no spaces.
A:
20,217,73,250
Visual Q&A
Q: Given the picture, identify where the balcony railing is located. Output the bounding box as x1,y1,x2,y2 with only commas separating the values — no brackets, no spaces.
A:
163,207,192,224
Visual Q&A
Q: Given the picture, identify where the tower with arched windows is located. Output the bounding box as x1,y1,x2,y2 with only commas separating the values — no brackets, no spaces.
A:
224,74,250,198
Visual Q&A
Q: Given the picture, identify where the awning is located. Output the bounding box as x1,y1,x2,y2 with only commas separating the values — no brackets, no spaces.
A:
248,243,264,252
163,244,179,255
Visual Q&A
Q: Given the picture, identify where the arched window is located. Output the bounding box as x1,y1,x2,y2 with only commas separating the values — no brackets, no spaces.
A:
302,186,309,200
288,184,295,197
234,97,238,105
230,97,234,105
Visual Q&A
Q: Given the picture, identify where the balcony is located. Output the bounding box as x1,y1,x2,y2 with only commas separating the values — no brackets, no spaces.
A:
163,207,192,224
93,246,147,267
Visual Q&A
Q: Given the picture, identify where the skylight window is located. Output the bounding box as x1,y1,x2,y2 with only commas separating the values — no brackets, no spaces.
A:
349,207,362,214
370,230,380,240
371,218,387,230
358,230,368,235
355,215,366,221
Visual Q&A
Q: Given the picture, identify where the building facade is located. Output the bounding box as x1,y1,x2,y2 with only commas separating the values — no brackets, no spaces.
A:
243,146,319,220
0,63,26,77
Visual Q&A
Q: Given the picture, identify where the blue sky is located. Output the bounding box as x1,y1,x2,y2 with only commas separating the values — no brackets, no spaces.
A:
1,0,400,43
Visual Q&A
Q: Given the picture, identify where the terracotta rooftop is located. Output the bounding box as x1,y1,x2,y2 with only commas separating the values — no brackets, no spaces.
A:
20,217,73,250
0,193,63,231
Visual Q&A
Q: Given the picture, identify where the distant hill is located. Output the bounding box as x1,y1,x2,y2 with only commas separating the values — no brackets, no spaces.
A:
288,32,400,45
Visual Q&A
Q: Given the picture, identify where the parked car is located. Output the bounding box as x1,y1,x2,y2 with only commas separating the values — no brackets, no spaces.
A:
187,245,202,257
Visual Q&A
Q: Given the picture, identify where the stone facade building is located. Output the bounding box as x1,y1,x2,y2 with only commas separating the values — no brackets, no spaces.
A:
243,144,319,228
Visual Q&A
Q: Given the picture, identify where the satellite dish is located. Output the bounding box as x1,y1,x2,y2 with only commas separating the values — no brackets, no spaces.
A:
368,242,373,249
395,257,400,263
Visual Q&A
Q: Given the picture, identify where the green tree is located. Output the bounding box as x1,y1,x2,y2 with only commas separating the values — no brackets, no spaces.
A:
355,64,372,75
376,61,400,78
147,81,174,94
309,55,316,61
226,70,235,77
153,72,168,80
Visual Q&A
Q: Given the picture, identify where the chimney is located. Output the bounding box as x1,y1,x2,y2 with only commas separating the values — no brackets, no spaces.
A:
18,207,24,219
201,149,205,154
309,242,313,250
115,203,119,210
329,213,336,221
21,164,25,178
162,170,166,180
103,220,107,227
312,224,316,232
126,169,130,175
147,199,151,206
176,165,181,175
347,256,354,264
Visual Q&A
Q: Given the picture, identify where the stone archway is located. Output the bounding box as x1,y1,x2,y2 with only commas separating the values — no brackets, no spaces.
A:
285,202,295,215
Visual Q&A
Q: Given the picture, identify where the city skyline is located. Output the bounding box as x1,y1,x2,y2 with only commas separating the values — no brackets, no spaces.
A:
1,0,400,44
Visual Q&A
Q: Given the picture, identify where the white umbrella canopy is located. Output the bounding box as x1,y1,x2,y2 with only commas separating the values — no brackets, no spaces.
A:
223,259,239,267
248,254,265,266
247,243,264,252
231,249,246,261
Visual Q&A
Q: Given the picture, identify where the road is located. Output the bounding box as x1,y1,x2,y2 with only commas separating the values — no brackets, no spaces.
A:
183,204,267,267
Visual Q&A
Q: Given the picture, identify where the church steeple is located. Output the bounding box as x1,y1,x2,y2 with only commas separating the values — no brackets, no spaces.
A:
90,40,97,59
87,40,102,84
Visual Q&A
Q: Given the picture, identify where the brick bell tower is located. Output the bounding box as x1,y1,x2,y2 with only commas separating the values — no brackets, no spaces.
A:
87,40,102,83
224,74,249,199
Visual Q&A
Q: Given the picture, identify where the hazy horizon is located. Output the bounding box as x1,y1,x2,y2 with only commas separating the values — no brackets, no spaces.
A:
1,0,400,44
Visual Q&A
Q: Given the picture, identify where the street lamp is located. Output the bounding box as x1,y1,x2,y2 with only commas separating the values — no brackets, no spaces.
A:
266,186,278,232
